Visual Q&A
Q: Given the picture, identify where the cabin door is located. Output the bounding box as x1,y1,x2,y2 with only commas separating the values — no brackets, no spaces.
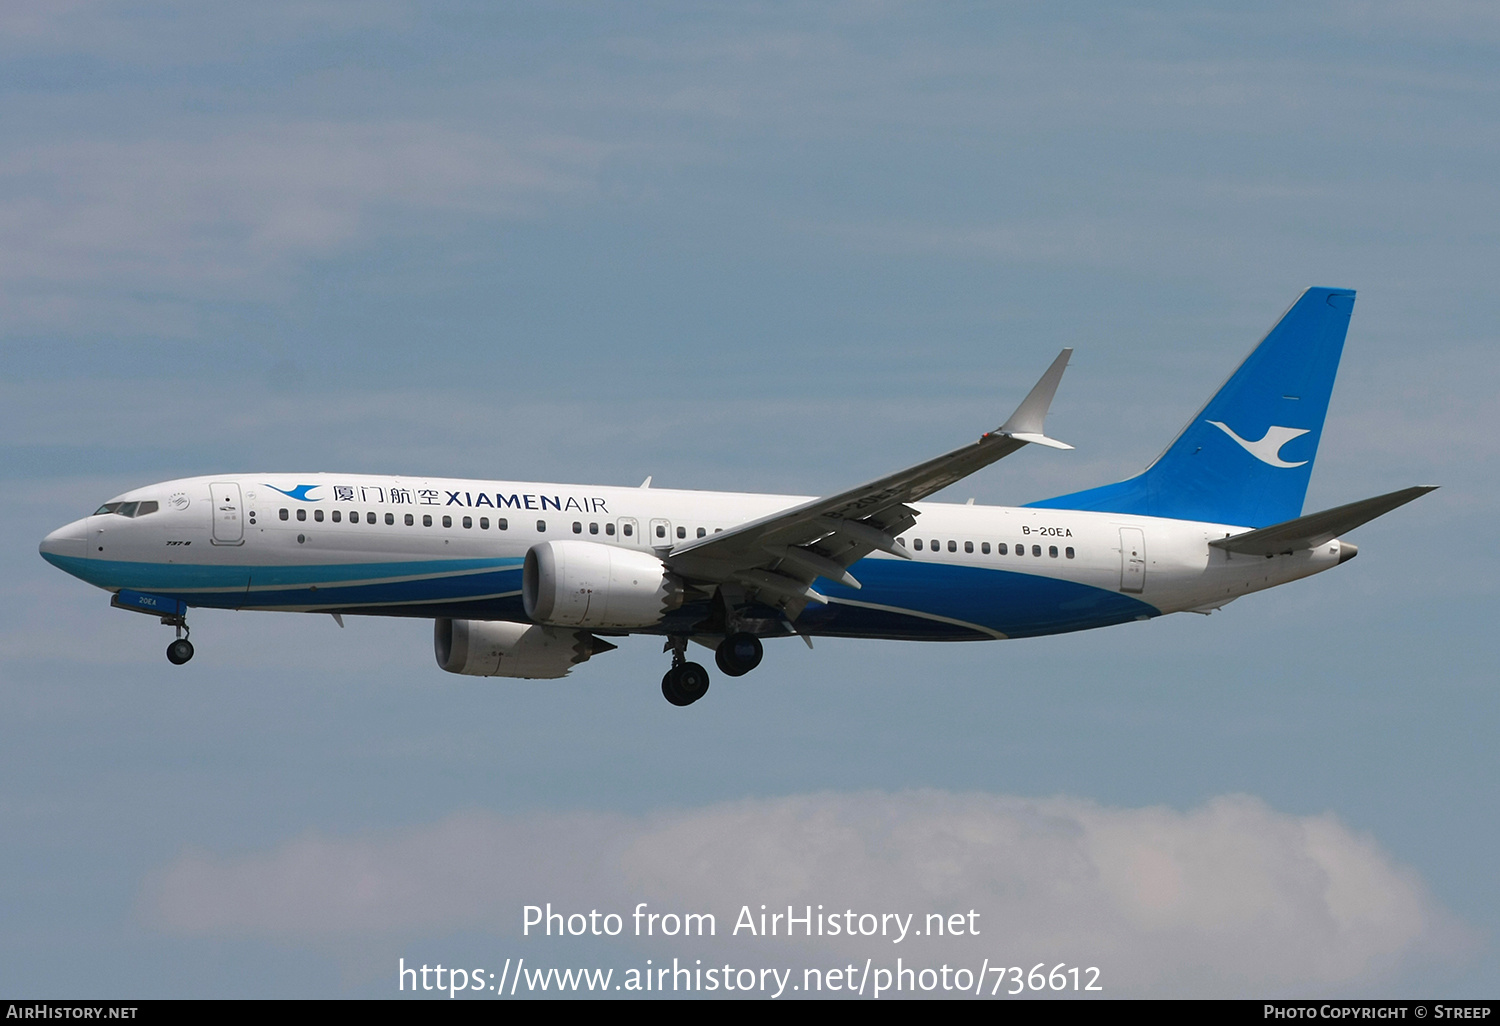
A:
211,482,245,546
1119,527,1145,593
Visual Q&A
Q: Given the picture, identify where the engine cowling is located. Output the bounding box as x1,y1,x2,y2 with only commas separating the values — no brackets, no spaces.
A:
434,618,610,678
523,540,683,628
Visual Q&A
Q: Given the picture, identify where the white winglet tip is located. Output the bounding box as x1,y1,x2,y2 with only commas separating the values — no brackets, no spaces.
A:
1006,432,1073,450
997,348,1072,438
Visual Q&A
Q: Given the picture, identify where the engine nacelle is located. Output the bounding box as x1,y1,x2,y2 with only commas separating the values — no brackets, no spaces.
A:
434,618,609,678
523,540,683,629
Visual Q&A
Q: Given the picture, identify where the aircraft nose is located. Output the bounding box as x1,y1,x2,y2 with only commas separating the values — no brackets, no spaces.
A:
39,518,89,566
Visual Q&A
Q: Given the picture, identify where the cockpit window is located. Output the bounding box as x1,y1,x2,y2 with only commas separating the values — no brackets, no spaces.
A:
96,500,159,518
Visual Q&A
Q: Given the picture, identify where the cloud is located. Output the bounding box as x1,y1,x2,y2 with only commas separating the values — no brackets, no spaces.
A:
0,121,607,333
143,790,1471,995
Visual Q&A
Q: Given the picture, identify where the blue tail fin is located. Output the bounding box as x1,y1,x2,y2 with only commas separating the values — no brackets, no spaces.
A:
1027,287,1355,527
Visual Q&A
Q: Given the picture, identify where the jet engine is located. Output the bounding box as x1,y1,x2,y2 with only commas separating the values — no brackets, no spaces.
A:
433,618,614,678
523,541,684,629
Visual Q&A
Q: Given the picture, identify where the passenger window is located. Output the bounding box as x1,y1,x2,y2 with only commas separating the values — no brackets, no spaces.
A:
947,540,956,552
442,515,452,528
656,524,666,538
913,538,923,551
498,518,508,530
536,520,546,532
676,526,686,539
589,522,599,535
697,527,706,538
573,522,582,534
367,512,377,524
964,541,973,553
930,539,938,551
1049,545,1058,557
349,509,358,522
332,510,342,523
1065,546,1075,559
1032,544,1041,556
1017,542,1026,555
981,542,990,554
422,514,432,527
605,523,615,536
623,523,633,537
714,528,722,533
314,509,324,522
296,508,306,522
405,513,414,526
997,543,1007,555
462,516,472,529
279,508,289,521
386,513,395,525
480,517,489,529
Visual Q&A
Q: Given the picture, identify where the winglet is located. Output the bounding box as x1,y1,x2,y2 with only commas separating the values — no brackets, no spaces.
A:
997,348,1073,449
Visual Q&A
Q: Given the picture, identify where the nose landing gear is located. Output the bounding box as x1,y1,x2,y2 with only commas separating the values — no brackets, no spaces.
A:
165,620,194,665
109,590,196,665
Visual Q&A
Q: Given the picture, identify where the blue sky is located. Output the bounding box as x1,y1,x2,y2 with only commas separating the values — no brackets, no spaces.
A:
2,1,1496,997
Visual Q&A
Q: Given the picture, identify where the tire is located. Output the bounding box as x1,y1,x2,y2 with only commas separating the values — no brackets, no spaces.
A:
166,639,195,665
715,632,763,677
661,669,692,707
674,661,710,704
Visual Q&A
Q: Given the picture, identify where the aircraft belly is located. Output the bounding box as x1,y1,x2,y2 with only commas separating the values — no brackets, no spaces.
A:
805,560,1159,639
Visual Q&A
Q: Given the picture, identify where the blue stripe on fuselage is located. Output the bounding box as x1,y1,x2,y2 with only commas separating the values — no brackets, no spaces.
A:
40,553,523,597
43,551,1155,638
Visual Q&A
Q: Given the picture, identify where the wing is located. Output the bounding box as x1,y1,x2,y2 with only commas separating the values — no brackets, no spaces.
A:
665,349,1073,617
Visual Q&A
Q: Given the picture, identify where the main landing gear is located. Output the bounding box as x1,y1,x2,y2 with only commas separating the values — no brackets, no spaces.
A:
661,636,709,707
661,632,767,706
715,631,763,677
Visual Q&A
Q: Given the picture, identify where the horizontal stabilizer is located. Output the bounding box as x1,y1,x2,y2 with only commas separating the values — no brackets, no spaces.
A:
1209,486,1435,556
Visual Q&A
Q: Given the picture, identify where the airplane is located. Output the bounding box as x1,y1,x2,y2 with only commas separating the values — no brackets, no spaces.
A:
39,287,1433,706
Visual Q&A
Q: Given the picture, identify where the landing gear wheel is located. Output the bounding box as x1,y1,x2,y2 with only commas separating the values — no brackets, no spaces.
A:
675,661,710,704
662,670,689,706
661,662,710,706
715,632,763,677
166,638,195,665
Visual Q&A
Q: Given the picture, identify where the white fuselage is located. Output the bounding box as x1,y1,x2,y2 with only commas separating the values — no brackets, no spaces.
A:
40,473,1346,642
